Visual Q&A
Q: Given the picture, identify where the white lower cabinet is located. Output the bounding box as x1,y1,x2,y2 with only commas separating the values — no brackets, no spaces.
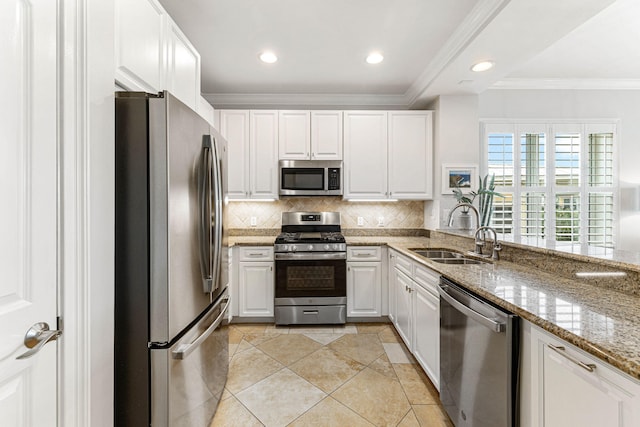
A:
394,269,413,347
347,246,382,317
413,280,440,390
236,247,274,317
521,322,640,427
389,250,440,389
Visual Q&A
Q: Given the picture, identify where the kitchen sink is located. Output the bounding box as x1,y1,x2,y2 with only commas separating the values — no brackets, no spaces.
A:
410,248,489,265
412,249,465,259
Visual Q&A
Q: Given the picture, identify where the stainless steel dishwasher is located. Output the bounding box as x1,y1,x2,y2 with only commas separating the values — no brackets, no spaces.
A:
438,277,519,427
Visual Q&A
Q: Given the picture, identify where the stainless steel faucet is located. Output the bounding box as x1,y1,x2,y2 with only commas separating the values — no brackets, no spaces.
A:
473,226,502,260
447,203,480,229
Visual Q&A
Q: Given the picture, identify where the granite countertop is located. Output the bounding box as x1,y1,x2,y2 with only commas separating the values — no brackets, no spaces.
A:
227,233,640,381
385,239,640,382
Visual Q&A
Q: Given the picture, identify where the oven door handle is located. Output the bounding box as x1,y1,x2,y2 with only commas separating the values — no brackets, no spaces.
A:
438,284,505,333
275,252,347,261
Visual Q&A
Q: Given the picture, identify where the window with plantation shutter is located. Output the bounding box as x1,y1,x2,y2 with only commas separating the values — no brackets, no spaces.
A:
482,122,617,248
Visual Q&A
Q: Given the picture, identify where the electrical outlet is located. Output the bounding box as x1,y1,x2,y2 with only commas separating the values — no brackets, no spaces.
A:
250,216,257,227
377,216,385,227
357,216,364,226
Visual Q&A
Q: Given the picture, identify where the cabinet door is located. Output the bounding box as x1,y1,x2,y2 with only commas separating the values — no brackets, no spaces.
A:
542,343,638,427
115,0,164,92
413,285,439,390
347,262,381,317
250,111,279,199
311,111,343,160
279,111,310,159
388,252,399,323
165,20,200,110
528,326,640,427
238,262,274,317
394,270,413,349
219,110,250,199
343,111,388,199
388,111,432,199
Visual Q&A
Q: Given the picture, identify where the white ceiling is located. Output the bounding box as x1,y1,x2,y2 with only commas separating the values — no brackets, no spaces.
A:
159,0,640,108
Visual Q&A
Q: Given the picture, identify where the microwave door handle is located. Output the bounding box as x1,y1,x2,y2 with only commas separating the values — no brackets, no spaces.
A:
199,136,214,292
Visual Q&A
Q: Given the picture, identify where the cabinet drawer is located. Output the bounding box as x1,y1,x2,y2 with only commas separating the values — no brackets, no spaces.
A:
347,246,382,261
414,263,439,295
393,253,412,276
238,246,274,261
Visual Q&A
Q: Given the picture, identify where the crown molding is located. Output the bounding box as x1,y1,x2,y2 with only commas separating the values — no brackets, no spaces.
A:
491,78,640,90
203,92,410,109
204,0,512,110
404,0,511,106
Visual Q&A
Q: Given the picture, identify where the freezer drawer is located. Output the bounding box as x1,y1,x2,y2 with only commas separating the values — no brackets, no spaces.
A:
151,290,229,426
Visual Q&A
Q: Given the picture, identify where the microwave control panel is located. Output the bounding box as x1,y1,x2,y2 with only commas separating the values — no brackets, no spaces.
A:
328,168,340,190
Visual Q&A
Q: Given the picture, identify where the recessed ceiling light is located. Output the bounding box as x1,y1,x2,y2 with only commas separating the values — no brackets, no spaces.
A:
471,60,494,72
366,52,384,64
259,51,278,64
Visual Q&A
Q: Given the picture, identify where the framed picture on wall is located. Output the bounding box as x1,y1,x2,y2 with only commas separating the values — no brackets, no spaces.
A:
441,164,478,195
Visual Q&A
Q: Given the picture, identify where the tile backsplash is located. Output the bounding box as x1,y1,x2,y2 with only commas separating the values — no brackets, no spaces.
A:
226,198,425,229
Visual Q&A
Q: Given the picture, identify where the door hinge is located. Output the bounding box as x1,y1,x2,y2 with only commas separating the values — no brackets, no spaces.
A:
57,316,64,331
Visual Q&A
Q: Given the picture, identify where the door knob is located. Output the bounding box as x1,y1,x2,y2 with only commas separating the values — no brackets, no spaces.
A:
16,322,62,360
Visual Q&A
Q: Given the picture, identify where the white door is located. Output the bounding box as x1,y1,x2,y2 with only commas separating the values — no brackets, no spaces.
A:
0,0,59,425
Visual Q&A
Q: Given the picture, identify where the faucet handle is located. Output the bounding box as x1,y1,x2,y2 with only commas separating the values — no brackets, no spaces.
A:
492,242,502,260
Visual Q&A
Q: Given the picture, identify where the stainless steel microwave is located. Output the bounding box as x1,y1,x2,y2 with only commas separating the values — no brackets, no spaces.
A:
279,160,343,196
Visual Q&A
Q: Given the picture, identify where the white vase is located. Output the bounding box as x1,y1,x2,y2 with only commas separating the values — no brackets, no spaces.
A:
457,212,472,230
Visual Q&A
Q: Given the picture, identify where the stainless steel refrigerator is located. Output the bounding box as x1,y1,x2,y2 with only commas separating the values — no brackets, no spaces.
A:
115,91,229,426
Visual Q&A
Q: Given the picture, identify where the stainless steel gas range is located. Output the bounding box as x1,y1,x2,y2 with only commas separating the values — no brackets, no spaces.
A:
274,212,347,325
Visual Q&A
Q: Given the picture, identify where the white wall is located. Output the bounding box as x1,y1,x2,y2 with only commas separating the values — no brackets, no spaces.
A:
425,95,480,229
479,89,640,252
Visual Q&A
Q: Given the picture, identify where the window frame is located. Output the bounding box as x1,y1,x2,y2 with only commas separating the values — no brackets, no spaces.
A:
480,119,619,248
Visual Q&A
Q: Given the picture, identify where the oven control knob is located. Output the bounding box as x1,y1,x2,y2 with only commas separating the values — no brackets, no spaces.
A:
291,245,297,252
332,244,339,250
308,245,314,251
324,244,330,250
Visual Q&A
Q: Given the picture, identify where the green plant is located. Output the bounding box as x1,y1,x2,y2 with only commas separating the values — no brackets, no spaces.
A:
452,178,476,213
477,174,503,226
451,174,503,225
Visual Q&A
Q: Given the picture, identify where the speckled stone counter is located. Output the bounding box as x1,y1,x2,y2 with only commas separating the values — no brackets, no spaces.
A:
387,239,640,382
225,231,640,381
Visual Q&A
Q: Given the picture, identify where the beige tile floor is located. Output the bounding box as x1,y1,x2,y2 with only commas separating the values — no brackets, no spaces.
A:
211,323,453,427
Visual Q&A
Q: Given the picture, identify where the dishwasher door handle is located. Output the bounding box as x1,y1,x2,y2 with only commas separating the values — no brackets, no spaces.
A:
439,285,505,333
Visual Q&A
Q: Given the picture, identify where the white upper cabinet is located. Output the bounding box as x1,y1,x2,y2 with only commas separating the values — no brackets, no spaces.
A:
219,110,279,200
115,0,202,112
250,111,279,199
344,110,433,200
279,110,343,160
219,110,250,199
388,111,433,199
279,111,310,159
311,111,343,160
165,20,201,110
344,111,388,199
115,0,164,93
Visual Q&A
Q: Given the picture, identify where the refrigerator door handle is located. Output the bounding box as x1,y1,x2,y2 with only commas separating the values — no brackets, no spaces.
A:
199,136,214,292
210,136,223,294
172,295,229,360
